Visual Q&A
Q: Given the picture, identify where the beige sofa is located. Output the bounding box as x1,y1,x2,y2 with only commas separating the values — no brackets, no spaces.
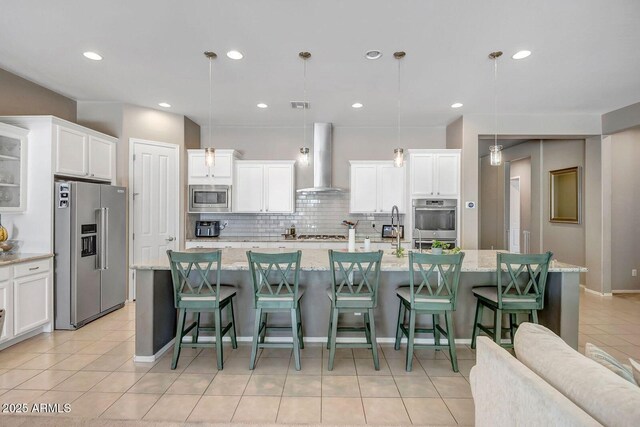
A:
470,323,640,426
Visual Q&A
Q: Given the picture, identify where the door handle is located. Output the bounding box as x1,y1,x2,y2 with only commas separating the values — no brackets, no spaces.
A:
166,236,175,242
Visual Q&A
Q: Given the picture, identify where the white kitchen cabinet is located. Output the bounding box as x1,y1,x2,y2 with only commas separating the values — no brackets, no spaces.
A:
0,122,28,213
265,163,295,213
234,163,265,213
14,272,50,335
0,267,13,343
187,149,238,185
233,161,295,213
408,150,460,198
55,125,88,177
185,241,235,249
88,136,114,181
55,124,116,182
349,161,405,213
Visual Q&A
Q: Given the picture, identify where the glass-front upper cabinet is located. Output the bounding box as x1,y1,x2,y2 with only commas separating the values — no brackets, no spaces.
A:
0,123,28,212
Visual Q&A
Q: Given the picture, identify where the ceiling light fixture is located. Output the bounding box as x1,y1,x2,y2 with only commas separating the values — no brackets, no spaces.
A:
257,103,268,109
204,51,217,167
393,51,406,168
365,50,383,60
489,51,503,166
298,51,311,167
158,102,171,108
512,50,531,60
451,102,463,109
226,50,244,60
83,51,103,61
352,102,363,109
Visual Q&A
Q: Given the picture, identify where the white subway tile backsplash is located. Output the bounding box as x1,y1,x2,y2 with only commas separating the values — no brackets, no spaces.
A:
188,192,403,239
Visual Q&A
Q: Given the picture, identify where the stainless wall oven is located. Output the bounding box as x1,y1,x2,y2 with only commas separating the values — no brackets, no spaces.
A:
188,185,231,213
413,199,457,249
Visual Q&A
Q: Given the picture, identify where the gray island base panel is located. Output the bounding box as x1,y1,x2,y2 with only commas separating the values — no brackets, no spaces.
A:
133,249,584,360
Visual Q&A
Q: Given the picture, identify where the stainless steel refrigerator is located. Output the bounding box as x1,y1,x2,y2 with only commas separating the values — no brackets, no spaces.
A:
54,181,127,330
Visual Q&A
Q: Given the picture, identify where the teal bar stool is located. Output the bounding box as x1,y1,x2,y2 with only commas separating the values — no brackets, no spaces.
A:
247,251,305,371
471,251,553,349
326,250,383,371
394,251,465,372
166,250,238,370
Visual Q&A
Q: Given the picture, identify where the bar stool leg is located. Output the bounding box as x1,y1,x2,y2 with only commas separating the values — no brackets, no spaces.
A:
394,301,405,350
250,308,262,370
229,300,238,349
296,305,304,349
368,308,380,371
445,310,458,372
494,309,502,345
328,308,339,370
214,308,223,370
171,308,186,370
291,308,301,370
471,300,484,349
406,309,416,372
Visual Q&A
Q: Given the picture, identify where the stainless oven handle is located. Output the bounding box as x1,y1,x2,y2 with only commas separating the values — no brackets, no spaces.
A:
414,207,457,211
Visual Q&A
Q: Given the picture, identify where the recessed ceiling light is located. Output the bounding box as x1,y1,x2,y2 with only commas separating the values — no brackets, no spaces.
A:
226,50,244,60
451,103,463,108
158,102,171,108
365,50,382,60
352,102,364,109
83,51,103,61
512,50,531,60
257,103,268,109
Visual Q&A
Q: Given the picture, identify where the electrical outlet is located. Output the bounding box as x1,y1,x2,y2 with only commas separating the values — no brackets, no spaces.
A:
633,269,637,277
354,312,362,316
367,216,375,221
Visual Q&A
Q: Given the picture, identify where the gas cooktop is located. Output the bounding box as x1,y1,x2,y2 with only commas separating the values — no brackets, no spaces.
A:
296,234,347,240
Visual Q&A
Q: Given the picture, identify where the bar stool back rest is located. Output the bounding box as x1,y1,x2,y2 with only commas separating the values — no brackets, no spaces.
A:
409,252,465,308
167,250,222,308
247,251,302,308
497,252,553,309
328,250,384,305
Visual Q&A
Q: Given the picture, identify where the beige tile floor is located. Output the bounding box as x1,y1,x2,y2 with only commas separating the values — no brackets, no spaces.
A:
0,290,638,425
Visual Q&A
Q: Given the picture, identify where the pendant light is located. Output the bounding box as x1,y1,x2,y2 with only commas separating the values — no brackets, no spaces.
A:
298,51,311,166
489,51,503,166
393,51,406,167
204,51,217,168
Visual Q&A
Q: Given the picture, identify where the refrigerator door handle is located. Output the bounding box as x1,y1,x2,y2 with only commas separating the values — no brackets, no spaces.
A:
95,208,103,270
104,207,109,270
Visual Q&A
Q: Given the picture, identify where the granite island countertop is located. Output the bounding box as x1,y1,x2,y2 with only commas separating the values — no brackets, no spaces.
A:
132,249,586,273
0,253,54,267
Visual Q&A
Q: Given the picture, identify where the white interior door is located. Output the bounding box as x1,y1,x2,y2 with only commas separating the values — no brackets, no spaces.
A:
509,177,521,253
132,140,179,291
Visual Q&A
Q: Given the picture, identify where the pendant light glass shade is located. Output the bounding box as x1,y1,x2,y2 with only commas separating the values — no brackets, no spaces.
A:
394,148,404,167
299,147,310,166
489,144,503,166
205,147,215,167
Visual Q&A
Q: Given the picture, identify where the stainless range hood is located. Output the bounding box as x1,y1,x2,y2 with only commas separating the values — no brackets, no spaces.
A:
297,122,345,193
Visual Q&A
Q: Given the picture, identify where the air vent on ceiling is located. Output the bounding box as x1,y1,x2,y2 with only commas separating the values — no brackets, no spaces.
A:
290,101,310,109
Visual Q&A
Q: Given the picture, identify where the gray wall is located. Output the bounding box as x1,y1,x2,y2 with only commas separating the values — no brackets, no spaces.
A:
584,136,604,293
510,157,532,252
479,139,587,281
610,127,640,291
542,140,586,271
479,157,506,250
602,101,640,135
0,67,76,122
202,125,446,190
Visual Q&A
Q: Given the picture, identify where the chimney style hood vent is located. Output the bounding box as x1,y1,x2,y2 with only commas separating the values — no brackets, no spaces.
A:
297,123,345,193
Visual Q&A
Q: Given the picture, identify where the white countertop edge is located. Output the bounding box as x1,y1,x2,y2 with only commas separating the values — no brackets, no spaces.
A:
0,253,54,266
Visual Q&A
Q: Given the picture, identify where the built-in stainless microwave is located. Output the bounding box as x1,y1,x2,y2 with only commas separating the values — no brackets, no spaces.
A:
413,199,458,243
188,185,231,213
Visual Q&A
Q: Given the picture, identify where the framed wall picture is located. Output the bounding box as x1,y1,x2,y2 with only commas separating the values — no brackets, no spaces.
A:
549,166,581,224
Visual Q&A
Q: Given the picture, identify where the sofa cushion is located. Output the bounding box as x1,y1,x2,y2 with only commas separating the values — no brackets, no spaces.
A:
514,322,640,427
630,358,640,385
584,343,637,385
471,337,601,427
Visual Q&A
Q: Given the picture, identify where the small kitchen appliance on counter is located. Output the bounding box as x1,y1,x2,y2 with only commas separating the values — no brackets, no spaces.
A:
195,220,225,237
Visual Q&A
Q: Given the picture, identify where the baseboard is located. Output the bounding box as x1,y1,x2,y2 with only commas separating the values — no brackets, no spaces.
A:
611,289,640,294
580,284,613,297
133,338,175,363
180,335,469,345
0,326,49,351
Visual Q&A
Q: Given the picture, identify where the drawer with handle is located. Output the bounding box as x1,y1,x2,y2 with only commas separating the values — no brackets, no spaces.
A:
14,259,51,279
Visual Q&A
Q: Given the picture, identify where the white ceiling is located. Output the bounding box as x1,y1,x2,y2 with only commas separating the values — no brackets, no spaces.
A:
1,0,639,127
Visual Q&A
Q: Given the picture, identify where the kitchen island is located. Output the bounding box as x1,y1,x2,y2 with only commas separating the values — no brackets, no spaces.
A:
131,249,585,361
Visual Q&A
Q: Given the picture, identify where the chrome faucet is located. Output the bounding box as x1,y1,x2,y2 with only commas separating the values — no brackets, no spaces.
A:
391,205,402,253
414,228,424,253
